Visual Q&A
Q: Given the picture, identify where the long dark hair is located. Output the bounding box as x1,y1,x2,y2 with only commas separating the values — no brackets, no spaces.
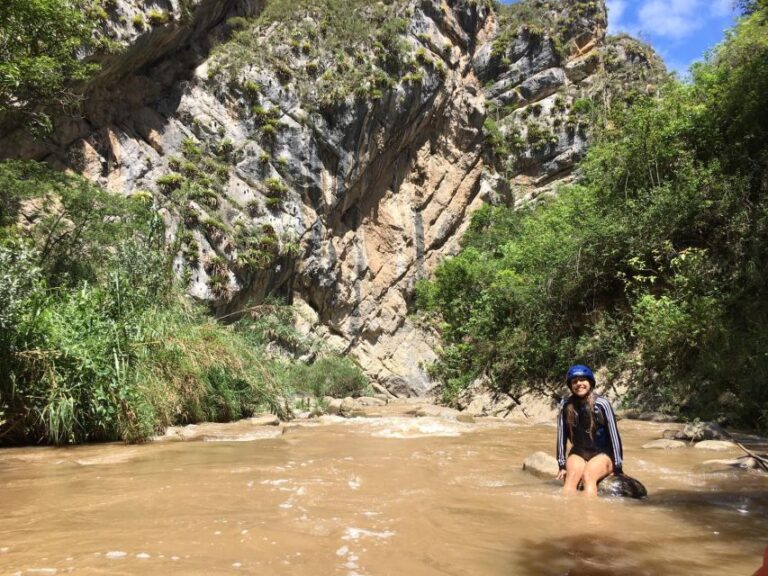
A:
565,390,596,440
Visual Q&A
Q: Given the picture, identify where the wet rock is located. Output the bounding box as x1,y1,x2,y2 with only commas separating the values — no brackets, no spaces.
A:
700,455,766,472
694,440,738,451
157,417,284,442
642,439,687,449
324,397,343,416
412,405,461,420
522,451,559,479
249,413,280,426
457,412,476,424
680,422,731,442
339,397,367,418
457,383,514,417
657,422,731,442
354,396,387,407
597,474,648,499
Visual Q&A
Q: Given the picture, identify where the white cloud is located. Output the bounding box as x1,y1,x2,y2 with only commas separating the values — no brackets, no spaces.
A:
637,0,705,39
665,58,695,79
709,0,734,17
606,0,629,32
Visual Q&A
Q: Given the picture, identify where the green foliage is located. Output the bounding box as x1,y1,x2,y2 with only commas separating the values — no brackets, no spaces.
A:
131,12,147,32
287,356,370,400
0,0,103,130
0,161,357,445
0,160,155,286
147,9,171,26
420,6,768,429
483,118,509,157
157,172,184,193
209,0,419,109
571,98,593,115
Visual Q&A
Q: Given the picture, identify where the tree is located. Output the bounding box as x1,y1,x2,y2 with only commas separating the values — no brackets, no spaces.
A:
0,0,98,131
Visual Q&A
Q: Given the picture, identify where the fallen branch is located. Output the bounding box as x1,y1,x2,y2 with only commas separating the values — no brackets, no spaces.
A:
735,442,768,472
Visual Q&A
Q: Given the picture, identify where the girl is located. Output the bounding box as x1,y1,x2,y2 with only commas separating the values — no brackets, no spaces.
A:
555,364,624,496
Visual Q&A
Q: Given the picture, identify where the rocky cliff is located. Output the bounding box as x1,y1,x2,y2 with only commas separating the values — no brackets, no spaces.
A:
0,0,666,396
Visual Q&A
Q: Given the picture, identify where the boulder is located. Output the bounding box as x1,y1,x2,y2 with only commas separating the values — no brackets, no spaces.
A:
694,440,738,451
324,397,342,416
354,396,387,407
659,423,733,443
249,413,280,426
412,405,461,419
643,439,687,449
597,474,648,499
522,451,559,479
680,421,731,441
700,457,761,471
456,412,476,424
339,397,366,418
521,452,649,499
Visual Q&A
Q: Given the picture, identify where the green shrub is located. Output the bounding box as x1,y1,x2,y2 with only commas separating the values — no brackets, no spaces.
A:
420,5,768,429
571,98,593,115
288,356,370,399
157,173,184,193
147,9,171,25
0,160,315,445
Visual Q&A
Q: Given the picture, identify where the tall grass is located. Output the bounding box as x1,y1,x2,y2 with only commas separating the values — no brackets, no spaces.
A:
0,160,369,445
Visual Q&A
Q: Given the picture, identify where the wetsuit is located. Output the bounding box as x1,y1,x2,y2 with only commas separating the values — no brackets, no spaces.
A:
556,393,623,474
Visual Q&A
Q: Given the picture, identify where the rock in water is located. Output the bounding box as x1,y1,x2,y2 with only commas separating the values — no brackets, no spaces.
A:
522,451,560,479
521,453,648,499
597,474,648,499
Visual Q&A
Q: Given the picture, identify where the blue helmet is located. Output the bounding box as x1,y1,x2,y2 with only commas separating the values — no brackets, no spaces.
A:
566,364,595,387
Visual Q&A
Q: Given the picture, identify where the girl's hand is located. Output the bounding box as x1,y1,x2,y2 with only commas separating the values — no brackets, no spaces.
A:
556,469,566,482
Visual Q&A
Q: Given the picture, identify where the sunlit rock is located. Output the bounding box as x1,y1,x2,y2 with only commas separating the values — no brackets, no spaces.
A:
642,439,687,449
522,451,559,479
694,440,738,451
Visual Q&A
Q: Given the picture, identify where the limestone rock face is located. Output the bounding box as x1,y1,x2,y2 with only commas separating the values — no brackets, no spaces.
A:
0,0,665,397
476,3,666,202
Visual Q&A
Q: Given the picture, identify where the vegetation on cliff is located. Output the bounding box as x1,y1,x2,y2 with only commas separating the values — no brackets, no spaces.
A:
0,162,368,445
419,5,768,430
208,0,488,109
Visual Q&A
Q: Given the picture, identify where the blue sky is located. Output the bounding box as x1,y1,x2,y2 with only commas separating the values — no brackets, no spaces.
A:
501,0,741,77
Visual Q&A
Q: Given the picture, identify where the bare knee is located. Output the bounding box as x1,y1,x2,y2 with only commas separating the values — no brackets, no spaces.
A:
582,456,613,484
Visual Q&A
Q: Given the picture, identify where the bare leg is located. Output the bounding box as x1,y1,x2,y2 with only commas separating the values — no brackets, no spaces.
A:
563,454,586,495
581,454,614,497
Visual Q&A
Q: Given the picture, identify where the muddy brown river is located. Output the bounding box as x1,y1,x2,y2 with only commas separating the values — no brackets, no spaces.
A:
1,404,766,575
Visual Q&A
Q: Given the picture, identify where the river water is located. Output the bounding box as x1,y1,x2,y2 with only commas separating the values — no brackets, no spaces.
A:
1,404,766,576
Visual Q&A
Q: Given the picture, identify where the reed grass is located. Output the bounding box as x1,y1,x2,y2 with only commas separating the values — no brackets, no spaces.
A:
0,160,369,445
